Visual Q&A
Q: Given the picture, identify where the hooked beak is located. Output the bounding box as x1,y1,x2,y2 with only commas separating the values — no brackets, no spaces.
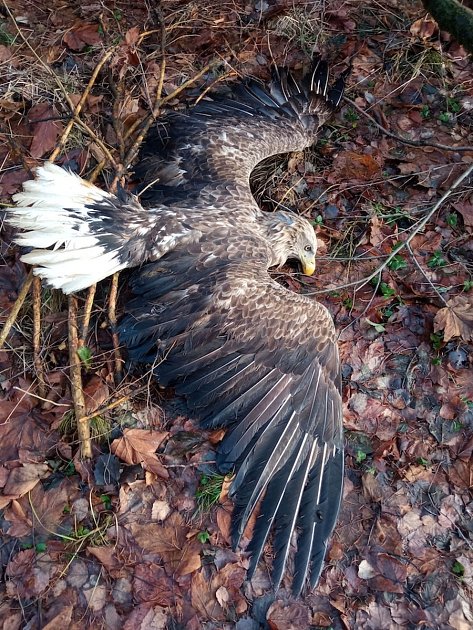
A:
301,253,316,276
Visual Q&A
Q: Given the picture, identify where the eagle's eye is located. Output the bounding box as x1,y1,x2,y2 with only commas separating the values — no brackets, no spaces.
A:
304,245,313,252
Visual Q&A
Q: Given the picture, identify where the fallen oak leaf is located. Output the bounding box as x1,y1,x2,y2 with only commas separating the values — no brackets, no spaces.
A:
434,295,473,342
111,428,169,478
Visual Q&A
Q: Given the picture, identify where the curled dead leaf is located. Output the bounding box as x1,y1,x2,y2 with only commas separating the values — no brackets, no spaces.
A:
410,16,438,40
111,428,169,478
434,295,473,342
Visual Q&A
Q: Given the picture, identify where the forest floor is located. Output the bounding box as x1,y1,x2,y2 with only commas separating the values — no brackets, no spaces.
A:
0,1,472,628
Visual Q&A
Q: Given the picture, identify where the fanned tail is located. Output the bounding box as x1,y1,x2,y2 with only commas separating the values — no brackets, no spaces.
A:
6,163,165,293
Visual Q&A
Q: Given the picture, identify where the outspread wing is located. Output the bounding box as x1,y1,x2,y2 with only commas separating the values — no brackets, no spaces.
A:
6,57,345,293
119,230,343,593
137,58,345,203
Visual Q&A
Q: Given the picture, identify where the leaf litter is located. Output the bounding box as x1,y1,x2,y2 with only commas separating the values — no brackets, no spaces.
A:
0,0,472,628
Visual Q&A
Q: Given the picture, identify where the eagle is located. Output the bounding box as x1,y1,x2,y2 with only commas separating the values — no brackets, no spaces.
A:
6,57,345,594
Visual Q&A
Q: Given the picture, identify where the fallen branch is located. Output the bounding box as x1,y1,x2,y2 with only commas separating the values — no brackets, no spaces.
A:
32,276,46,398
344,96,473,153
0,270,33,349
50,47,117,163
68,295,92,458
311,161,473,295
79,285,97,347
108,272,123,383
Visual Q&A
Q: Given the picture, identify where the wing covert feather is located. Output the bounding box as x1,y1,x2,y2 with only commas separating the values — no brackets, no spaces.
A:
137,58,344,204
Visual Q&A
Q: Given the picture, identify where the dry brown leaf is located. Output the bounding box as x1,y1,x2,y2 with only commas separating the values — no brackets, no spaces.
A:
364,553,407,594
190,563,246,621
3,463,50,498
83,374,110,415
330,151,382,182
453,201,473,228
410,16,438,39
0,44,12,62
63,23,102,51
5,549,52,598
0,403,58,464
132,512,200,576
28,103,63,159
448,459,473,490
267,599,311,630
87,546,124,577
216,506,232,544
215,585,229,608
111,428,169,478
132,564,174,605
176,540,202,576
123,604,168,630
434,295,473,342
41,606,74,630
3,499,32,537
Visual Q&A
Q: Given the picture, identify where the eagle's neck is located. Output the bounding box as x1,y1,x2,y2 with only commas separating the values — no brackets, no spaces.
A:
261,211,297,269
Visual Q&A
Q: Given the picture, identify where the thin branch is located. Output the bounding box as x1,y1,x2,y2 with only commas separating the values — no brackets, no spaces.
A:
2,0,75,110
344,96,473,153
80,285,97,346
50,47,117,163
121,60,220,174
405,243,449,306
0,270,33,349
32,276,45,398
108,272,123,383
311,162,473,295
68,295,92,458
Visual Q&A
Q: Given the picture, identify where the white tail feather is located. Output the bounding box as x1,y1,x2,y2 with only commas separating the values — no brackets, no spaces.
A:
6,163,126,293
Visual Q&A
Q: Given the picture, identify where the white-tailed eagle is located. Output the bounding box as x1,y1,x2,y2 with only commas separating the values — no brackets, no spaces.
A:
6,58,345,594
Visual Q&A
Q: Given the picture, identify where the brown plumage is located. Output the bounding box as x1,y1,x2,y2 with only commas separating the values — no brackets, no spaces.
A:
6,57,345,593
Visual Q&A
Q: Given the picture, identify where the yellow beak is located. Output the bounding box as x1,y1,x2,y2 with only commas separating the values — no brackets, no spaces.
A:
301,253,316,276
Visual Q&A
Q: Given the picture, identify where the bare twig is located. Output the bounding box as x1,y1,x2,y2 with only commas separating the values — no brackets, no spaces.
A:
50,47,117,163
80,285,97,346
0,270,33,349
108,272,123,382
405,243,449,306
2,0,75,110
32,276,45,398
68,295,92,458
121,60,220,174
344,96,473,153
312,162,473,294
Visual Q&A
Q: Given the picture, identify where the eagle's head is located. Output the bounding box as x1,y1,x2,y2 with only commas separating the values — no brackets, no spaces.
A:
266,210,317,276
